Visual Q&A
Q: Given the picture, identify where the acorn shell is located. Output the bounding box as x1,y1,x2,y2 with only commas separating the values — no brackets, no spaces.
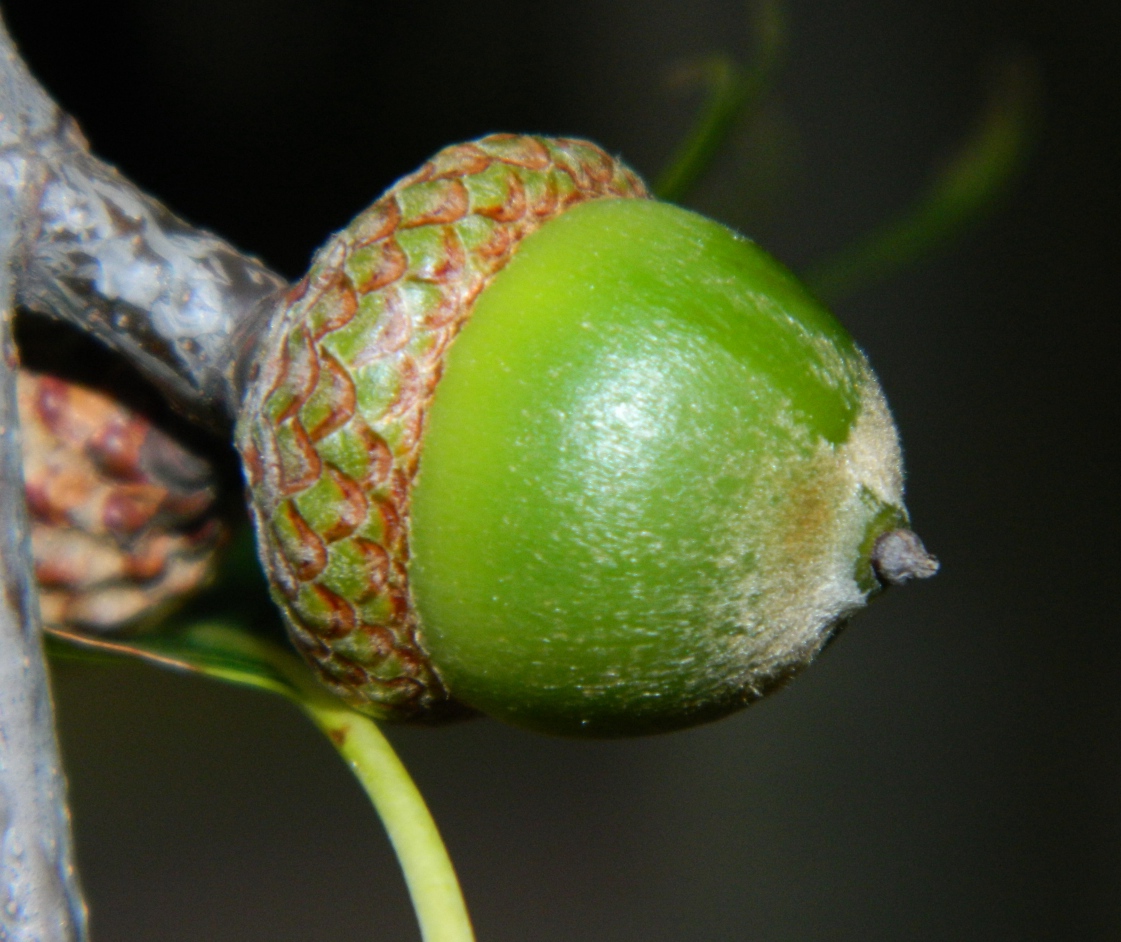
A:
237,135,647,721
19,369,227,634
408,198,909,735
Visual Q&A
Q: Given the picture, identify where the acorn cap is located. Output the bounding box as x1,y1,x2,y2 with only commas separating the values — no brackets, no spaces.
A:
19,368,227,634
237,134,931,734
238,136,646,721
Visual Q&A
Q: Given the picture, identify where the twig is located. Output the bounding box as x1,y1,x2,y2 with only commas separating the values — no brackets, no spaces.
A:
3,25,288,430
0,16,87,940
18,126,288,429
47,623,477,942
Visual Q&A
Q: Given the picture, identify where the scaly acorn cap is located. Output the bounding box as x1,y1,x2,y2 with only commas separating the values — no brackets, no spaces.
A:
238,136,645,722
19,368,227,634
237,134,936,734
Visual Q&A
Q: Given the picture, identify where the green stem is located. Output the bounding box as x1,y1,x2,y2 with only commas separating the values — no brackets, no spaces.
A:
805,53,1040,302
654,0,785,203
286,673,475,942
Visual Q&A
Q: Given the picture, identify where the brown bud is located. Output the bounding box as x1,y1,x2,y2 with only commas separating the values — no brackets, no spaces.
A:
17,320,230,635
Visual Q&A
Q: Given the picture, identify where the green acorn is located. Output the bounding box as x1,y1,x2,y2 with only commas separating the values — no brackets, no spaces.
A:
236,134,935,737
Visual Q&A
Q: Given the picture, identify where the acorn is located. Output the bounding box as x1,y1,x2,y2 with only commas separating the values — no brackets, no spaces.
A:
236,134,936,736
18,365,227,635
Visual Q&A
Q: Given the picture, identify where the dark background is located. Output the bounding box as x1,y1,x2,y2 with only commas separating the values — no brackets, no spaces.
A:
4,0,1119,939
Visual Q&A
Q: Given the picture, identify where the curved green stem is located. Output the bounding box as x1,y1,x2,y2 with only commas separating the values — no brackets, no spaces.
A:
281,665,475,942
654,0,785,203
805,53,1041,302
46,623,475,942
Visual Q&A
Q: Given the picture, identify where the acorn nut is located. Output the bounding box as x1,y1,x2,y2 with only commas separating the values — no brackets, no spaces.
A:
236,134,936,737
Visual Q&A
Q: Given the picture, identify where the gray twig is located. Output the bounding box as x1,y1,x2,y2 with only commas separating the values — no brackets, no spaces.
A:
0,15,87,940
6,39,287,431
0,8,289,936
19,125,288,430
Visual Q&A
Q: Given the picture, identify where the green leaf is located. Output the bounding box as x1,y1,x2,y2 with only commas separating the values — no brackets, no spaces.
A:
47,622,297,697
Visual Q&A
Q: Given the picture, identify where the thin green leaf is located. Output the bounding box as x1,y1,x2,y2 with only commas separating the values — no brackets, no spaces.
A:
48,623,475,942
46,622,298,698
655,0,786,203
805,52,1042,302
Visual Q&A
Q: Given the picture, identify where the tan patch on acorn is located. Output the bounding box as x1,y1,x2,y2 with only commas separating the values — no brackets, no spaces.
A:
19,369,227,634
238,135,648,721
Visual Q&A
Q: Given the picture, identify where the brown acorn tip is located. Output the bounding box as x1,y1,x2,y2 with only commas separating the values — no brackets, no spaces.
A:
871,528,940,586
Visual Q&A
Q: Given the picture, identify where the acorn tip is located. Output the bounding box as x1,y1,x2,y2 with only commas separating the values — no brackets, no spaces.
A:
871,528,939,586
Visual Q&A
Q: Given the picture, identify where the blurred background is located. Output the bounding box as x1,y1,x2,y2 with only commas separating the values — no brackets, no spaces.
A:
3,0,1119,939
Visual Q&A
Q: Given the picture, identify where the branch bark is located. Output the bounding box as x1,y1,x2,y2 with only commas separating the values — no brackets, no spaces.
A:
18,123,288,430
0,8,289,936
0,17,87,941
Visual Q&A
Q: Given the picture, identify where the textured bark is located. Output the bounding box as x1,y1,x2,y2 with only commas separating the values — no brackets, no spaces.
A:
0,15,87,940
18,130,287,430
0,24,287,431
